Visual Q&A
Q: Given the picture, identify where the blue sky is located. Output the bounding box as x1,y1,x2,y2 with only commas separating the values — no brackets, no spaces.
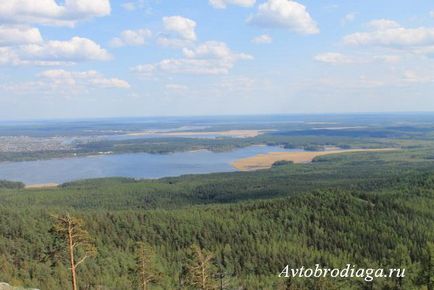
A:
1,0,434,120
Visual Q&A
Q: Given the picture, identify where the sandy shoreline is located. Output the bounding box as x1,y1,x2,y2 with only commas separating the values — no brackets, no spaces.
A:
231,148,396,171
25,183,59,189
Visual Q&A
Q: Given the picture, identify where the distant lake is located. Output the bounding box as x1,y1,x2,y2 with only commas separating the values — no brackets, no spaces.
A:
0,146,301,185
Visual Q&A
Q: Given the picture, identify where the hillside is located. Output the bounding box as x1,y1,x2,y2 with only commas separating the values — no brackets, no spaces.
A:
0,150,433,289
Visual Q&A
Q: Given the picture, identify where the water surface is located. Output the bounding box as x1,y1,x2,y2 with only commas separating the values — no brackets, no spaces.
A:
0,146,300,185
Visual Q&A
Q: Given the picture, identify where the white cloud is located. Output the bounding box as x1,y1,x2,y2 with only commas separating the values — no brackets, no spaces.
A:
314,52,355,64
122,2,137,11
252,34,272,44
0,47,21,65
122,0,145,11
374,55,401,63
182,41,253,61
366,19,400,31
121,0,154,14
0,25,43,46
133,59,233,75
158,16,197,47
402,70,433,84
165,83,188,91
209,0,255,9
91,77,131,89
314,52,403,65
131,64,155,76
0,47,75,66
430,11,434,18
21,37,111,62
0,36,110,66
0,0,111,27
341,12,356,25
218,76,255,91
1,69,130,97
110,29,152,47
132,41,252,75
344,20,434,48
247,0,319,35
39,69,130,89
157,37,192,48
163,16,197,41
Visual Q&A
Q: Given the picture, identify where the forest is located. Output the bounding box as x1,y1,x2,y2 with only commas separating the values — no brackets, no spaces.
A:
0,148,433,289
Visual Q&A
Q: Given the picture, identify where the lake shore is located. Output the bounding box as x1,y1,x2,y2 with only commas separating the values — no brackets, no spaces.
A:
25,183,59,189
231,148,397,171
0,145,291,185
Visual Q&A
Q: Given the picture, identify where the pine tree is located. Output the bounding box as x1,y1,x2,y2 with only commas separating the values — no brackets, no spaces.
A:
135,242,161,290
417,242,434,290
186,245,218,290
51,213,96,290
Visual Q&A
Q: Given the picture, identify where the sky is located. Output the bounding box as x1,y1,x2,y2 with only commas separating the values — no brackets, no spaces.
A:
1,0,434,120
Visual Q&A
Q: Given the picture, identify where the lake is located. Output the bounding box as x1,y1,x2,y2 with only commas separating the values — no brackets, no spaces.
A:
0,146,300,185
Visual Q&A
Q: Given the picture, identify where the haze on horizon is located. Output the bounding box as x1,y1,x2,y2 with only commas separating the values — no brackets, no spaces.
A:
1,0,434,120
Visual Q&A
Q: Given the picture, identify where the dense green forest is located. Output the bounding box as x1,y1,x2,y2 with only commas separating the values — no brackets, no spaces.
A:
0,149,433,289
0,180,24,189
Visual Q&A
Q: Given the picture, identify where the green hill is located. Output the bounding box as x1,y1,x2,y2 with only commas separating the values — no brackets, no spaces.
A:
0,150,433,289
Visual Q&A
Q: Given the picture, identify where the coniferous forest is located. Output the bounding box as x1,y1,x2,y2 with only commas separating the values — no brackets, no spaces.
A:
0,146,433,290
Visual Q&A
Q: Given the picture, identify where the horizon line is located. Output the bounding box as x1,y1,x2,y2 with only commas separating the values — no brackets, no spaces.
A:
3,111,434,123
